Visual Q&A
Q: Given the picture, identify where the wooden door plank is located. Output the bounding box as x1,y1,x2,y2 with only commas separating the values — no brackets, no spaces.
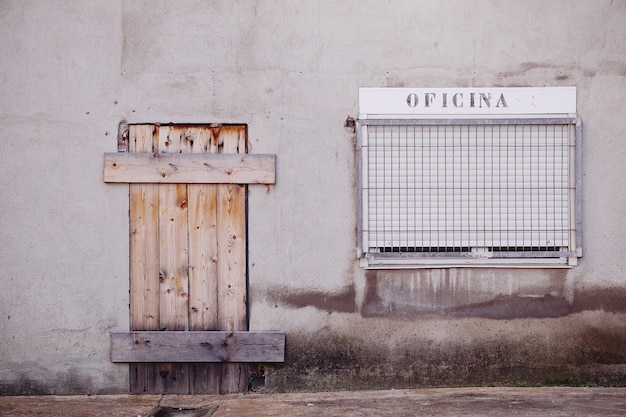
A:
156,126,191,394
187,127,221,393
103,153,276,184
129,125,160,331
111,331,285,363
124,124,256,394
217,126,248,332
216,126,249,393
128,124,161,394
158,124,191,333
129,186,160,330
158,183,190,330
216,182,247,332
188,129,219,331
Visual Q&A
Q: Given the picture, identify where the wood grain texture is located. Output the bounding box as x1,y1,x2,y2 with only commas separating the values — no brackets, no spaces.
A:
103,153,276,184
123,124,258,394
216,126,248,333
157,183,190,331
216,126,249,393
188,128,219,331
186,127,221,393
129,125,160,331
158,127,190,332
111,332,285,363
128,124,162,394
156,126,191,394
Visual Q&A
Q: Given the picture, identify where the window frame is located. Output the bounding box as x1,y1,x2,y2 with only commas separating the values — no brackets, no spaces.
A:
356,90,582,269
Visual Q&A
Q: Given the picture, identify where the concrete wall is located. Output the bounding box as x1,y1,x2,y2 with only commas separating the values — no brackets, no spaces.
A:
1,0,625,394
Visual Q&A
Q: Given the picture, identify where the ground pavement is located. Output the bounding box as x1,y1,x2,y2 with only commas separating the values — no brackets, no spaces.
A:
0,387,625,416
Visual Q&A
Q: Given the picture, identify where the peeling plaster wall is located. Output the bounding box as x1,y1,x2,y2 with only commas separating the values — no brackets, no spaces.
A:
1,0,626,394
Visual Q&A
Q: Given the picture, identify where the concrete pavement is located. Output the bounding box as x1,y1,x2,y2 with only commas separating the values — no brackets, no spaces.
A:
0,387,625,416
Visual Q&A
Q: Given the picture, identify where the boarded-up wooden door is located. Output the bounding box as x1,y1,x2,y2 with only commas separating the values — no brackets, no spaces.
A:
126,124,250,394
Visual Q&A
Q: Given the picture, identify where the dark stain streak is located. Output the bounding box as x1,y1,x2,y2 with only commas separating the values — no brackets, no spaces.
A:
270,272,626,320
150,405,219,416
493,61,626,80
446,294,571,319
270,284,356,313
571,288,626,314
270,329,626,391
361,270,626,319
520,61,545,71
449,288,626,319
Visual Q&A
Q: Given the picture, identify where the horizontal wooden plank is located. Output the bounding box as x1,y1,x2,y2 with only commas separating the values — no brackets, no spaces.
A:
103,153,276,184
111,331,285,363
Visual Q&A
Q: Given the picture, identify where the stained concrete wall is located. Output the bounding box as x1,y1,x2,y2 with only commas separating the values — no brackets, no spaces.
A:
1,0,625,394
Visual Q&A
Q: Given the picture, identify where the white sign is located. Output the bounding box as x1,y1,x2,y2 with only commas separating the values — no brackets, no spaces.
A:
359,87,576,116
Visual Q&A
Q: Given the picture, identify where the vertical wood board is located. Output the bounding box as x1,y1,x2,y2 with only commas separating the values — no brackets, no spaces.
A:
158,126,191,332
129,125,160,331
156,126,191,394
129,124,161,394
187,127,221,393
188,127,219,331
216,126,248,333
216,126,249,394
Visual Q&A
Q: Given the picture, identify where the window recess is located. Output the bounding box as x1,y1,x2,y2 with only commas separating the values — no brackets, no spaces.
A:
357,88,582,268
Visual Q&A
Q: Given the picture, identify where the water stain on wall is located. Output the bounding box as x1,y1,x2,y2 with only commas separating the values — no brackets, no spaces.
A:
267,327,626,392
268,284,356,313
262,270,626,391
362,269,568,318
362,268,626,319
269,269,626,320
0,368,96,396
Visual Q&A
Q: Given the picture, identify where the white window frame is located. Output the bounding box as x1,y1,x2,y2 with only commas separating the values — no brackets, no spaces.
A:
357,87,582,268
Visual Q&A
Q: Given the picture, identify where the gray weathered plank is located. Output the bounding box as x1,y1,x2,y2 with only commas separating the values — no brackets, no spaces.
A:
103,153,276,184
111,332,285,363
